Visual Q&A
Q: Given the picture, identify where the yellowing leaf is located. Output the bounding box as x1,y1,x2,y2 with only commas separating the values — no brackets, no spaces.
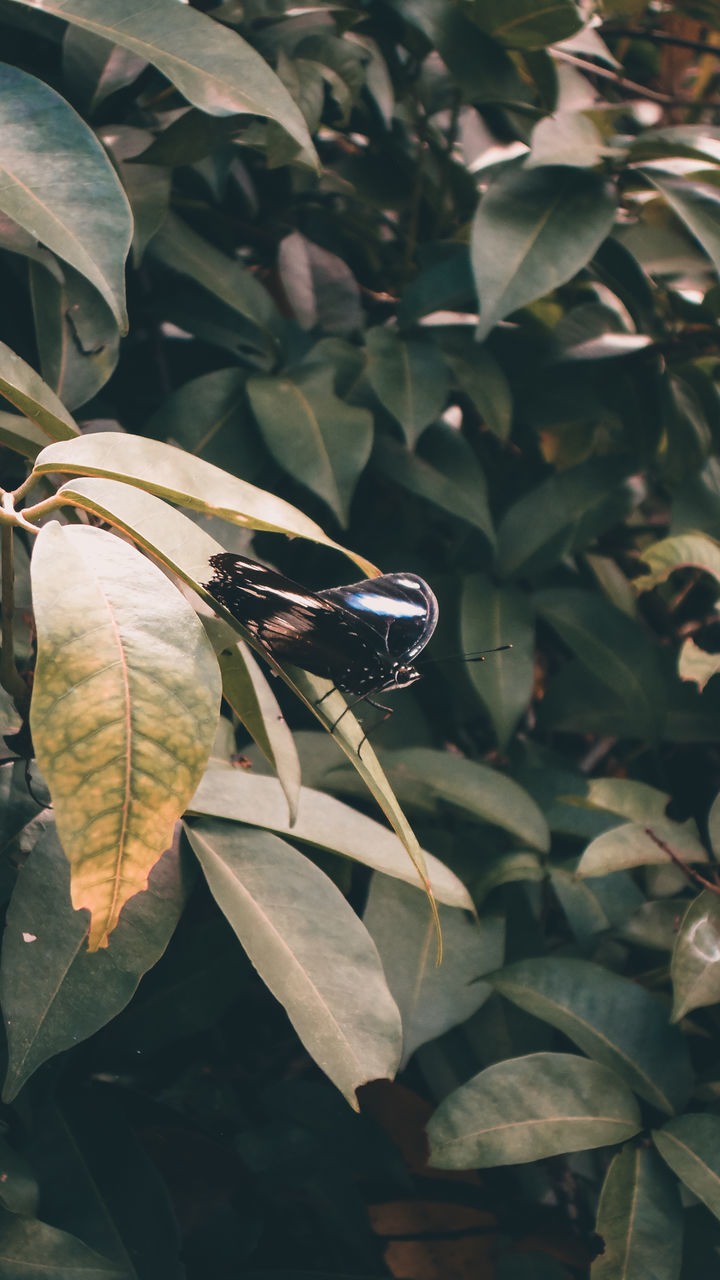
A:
29,523,221,948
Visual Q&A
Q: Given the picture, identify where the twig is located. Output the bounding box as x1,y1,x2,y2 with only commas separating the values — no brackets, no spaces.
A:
602,27,720,59
554,48,720,107
645,826,720,895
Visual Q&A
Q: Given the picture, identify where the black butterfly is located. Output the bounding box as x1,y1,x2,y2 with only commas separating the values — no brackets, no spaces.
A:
203,553,439,710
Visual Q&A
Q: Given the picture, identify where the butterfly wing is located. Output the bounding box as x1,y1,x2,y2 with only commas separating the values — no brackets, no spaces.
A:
204,554,386,687
204,556,439,696
204,554,334,669
318,573,439,664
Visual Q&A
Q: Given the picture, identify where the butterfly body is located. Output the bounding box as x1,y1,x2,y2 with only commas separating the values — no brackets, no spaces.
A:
203,553,439,697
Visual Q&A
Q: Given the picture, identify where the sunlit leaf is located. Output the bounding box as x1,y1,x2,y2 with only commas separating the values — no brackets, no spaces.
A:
189,766,472,909
29,523,220,948
35,433,380,575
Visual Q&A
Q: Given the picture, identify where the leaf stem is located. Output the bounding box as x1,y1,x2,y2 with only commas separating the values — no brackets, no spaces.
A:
17,494,64,526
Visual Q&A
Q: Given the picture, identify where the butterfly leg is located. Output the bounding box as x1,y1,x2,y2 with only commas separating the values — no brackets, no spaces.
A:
327,696,394,755
314,685,338,709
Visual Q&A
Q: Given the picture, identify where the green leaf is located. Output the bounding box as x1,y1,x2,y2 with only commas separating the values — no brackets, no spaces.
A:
474,850,545,904
366,747,550,850
643,170,720,276
427,1052,642,1170
373,433,494,541
208,620,301,824
35,434,380,575
0,62,131,329
583,777,672,823
577,817,708,877
29,523,221,948
143,367,254,472
0,412,61,458
12,0,317,168
0,1208,124,1278
493,957,693,1114
185,823,402,1107
149,213,281,344
0,1138,38,1216
472,166,616,341
29,259,119,411
0,824,191,1101
188,766,473,909
634,532,720,594
709,789,720,858
100,126,170,265
434,8,538,107
247,366,373,526
62,24,146,113
444,345,513,441
364,875,504,1066
25,1090,183,1274
528,102,608,171
654,1114,720,1223
535,588,666,742
592,1145,683,1280
671,891,720,1022
0,341,78,441
549,866,620,944
366,328,449,447
462,0,583,49
277,231,363,336
460,575,534,749
496,458,633,577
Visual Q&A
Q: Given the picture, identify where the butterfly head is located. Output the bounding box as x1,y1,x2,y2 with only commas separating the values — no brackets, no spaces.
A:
386,662,422,691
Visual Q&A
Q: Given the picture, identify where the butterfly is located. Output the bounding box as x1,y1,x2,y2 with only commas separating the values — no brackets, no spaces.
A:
203,553,439,712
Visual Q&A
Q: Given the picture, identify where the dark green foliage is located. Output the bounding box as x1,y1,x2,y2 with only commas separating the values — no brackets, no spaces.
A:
3,1,720,1277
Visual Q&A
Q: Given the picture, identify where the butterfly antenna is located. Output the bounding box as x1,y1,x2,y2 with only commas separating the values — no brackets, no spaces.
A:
420,643,512,667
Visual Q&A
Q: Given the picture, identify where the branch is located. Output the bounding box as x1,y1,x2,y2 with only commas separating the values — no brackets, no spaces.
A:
644,826,720,895
602,26,720,59
554,48,720,108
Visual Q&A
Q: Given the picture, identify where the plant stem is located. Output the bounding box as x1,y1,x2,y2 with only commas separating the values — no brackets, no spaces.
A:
603,26,720,58
18,494,64,525
0,525,30,701
645,826,720,895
